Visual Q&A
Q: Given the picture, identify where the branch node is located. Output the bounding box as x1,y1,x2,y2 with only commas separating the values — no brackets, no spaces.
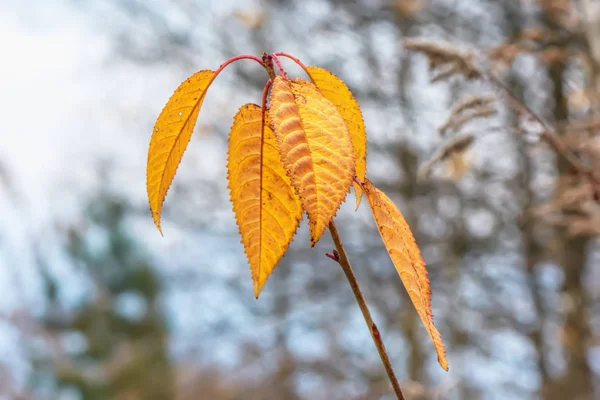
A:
372,323,380,338
325,252,340,262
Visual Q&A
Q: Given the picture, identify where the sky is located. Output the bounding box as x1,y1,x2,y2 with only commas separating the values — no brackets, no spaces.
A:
1,2,98,207
0,0,150,307
0,0,304,390
0,0,103,387
0,0,205,387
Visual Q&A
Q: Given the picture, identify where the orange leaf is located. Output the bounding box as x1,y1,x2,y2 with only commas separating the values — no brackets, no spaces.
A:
362,178,448,371
227,104,302,297
146,70,217,234
306,66,367,209
268,76,355,246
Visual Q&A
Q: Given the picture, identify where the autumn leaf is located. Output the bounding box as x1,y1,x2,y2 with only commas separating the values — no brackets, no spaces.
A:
268,76,355,246
146,70,217,234
227,104,303,297
362,178,448,371
306,66,367,209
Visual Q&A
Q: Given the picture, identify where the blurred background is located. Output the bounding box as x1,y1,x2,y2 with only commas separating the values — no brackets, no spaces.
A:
2,0,600,399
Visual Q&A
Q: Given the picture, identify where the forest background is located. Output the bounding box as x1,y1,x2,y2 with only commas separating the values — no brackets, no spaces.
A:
1,0,600,399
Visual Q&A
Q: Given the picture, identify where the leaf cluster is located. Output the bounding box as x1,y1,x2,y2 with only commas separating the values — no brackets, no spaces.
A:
145,52,447,370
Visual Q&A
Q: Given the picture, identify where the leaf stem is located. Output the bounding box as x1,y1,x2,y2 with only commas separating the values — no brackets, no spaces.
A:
269,54,287,77
328,221,405,400
215,54,264,76
272,52,311,77
261,79,272,114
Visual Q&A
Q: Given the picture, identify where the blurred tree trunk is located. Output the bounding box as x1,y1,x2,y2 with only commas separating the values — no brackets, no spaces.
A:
544,7,593,399
501,2,553,396
514,57,552,400
582,0,600,112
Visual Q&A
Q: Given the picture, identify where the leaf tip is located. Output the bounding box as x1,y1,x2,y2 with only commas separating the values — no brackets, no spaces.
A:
440,358,449,371
436,348,449,371
309,218,329,247
253,280,264,299
151,212,164,237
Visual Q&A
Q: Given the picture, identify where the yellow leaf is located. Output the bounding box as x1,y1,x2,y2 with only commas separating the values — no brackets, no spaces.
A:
227,104,302,298
362,178,448,371
268,76,355,246
146,70,217,234
306,66,367,209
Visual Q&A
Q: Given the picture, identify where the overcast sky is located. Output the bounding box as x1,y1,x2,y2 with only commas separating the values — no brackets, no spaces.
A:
0,1,294,389
0,0,203,385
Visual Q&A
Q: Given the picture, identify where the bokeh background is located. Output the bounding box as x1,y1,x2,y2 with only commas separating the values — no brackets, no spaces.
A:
2,0,600,399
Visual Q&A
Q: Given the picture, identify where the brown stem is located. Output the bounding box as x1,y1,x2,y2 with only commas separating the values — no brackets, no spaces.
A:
328,221,405,400
485,73,598,183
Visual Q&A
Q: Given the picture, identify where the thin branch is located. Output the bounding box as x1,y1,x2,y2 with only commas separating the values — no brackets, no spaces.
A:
404,38,598,184
328,221,405,400
484,73,597,182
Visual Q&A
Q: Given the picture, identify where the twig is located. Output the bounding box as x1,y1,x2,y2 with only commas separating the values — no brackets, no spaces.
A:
328,221,405,400
485,73,597,182
403,38,598,184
